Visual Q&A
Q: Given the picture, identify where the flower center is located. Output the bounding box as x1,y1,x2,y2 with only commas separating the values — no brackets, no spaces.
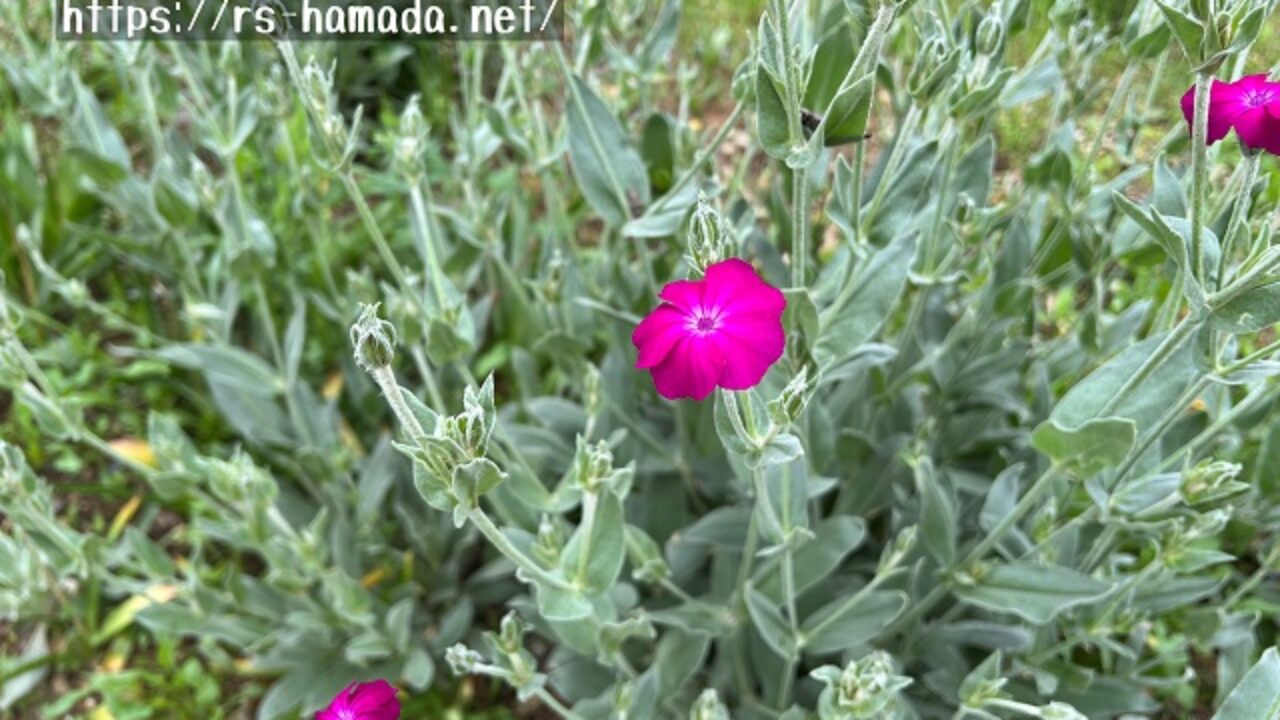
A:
687,306,723,335
1242,88,1277,108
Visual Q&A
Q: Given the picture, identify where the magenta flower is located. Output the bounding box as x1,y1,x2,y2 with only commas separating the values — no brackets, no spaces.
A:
1181,74,1280,154
632,258,786,401
317,680,400,720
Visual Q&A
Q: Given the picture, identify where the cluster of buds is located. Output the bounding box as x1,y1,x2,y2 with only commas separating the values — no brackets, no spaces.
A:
391,95,429,180
410,378,504,522
767,366,814,428
812,651,913,719
444,613,546,701
533,515,566,567
908,34,960,103
1181,459,1247,506
571,436,617,494
298,56,362,169
686,194,736,276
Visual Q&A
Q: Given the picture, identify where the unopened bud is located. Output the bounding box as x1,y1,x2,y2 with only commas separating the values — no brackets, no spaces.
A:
879,525,917,572
768,367,813,427
690,689,731,720
975,14,1003,55
908,37,958,101
394,96,429,178
446,644,484,675
534,515,564,566
498,611,525,654
687,194,735,275
1182,460,1245,505
813,651,913,719
349,303,397,371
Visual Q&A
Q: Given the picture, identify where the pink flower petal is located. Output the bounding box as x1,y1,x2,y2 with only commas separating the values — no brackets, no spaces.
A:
711,315,786,390
632,304,690,369
649,336,726,400
1181,79,1239,144
658,279,703,312
702,258,787,317
348,681,399,719
1233,106,1274,150
317,681,400,720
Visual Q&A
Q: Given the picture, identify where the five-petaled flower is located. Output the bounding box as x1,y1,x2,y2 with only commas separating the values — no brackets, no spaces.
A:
1181,74,1280,155
632,258,786,401
317,680,400,720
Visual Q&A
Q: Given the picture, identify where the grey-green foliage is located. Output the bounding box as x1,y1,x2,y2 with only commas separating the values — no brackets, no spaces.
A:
4,0,1280,717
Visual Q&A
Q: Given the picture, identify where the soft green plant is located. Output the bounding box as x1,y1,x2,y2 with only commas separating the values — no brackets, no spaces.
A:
4,0,1280,718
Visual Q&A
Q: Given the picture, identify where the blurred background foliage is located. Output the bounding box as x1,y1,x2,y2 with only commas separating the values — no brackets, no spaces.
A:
3,0,1280,717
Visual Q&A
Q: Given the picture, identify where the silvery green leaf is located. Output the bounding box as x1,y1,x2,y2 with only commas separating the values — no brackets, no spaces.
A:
746,432,804,469
1031,417,1136,474
157,343,282,397
623,182,699,239
746,584,795,659
535,583,593,622
402,647,434,690
1211,280,1280,335
1110,472,1182,518
754,516,865,602
0,624,47,710
821,74,874,146
815,232,916,368
914,458,957,565
756,62,792,160
565,74,650,226
799,590,907,654
1212,647,1280,720
954,563,1112,624
979,464,1023,534
560,489,626,595
1132,572,1225,613
1154,0,1206,58
754,457,810,544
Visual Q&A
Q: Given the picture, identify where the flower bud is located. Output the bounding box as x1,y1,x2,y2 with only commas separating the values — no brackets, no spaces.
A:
583,364,602,418
349,303,397,372
687,194,735,275
1182,460,1246,506
625,525,669,583
813,651,913,719
878,525,917,573
533,515,565,566
690,689,731,720
394,96,429,179
767,367,812,427
497,611,525,655
975,14,1004,55
908,37,959,101
572,436,614,493
446,644,484,675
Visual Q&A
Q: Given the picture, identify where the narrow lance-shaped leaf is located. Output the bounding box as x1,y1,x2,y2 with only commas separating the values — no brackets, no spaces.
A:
564,74,650,226
954,562,1112,624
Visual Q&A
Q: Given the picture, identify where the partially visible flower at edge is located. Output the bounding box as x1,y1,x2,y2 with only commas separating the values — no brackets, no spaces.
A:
632,258,786,401
317,680,401,720
1180,74,1280,155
